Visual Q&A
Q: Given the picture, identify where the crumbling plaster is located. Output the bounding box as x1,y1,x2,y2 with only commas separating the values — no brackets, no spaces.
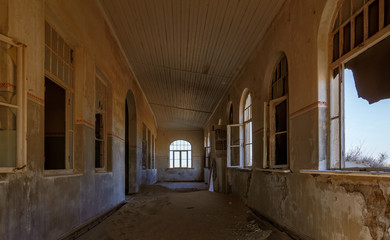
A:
205,0,390,239
0,0,157,239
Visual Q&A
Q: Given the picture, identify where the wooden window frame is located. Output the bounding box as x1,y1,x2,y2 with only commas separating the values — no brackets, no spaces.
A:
329,0,390,170
44,21,75,175
95,73,107,172
0,34,26,173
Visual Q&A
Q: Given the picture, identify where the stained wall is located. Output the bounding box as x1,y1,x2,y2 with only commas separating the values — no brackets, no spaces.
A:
0,0,157,239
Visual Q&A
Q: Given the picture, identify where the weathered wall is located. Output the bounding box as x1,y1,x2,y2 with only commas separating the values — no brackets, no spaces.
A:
0,0,157,239
205,0,390,239
156,129,204,182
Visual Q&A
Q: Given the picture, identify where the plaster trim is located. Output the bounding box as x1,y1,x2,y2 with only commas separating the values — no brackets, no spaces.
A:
255,168,291,173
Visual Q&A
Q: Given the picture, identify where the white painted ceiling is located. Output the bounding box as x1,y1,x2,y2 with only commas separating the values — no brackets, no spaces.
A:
98,0,285,130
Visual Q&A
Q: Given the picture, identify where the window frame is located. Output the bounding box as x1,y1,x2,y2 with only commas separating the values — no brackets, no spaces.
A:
263,54,289,169
329,0,390,170
95,73,108,172
44,21,75,174
169,140,192,169
0,34,26,173
204,131,211,168
243,93,252,167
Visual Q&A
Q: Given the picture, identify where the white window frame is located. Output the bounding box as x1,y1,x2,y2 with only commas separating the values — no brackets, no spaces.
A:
329,0,390,170
169,140,192,169
44,21,75,174
227,123,243,168
243,94,253,167
0,34,26,173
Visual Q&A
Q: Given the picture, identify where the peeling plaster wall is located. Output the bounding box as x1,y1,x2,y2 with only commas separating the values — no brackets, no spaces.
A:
156,130,204,182
205,0,390,239
0,0,156,239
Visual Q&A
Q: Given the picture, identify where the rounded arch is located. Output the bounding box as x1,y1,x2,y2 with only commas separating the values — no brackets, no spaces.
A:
226,101,234,125
317,0,339,101
125,90,138,194
239,88,250,124
169,139,192,150
263,51,289,100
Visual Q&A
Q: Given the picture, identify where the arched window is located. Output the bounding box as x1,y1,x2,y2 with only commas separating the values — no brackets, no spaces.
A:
265,54,288,168
243,93,252,167
227,89,252,168
170,140,192,168
329,0,390,170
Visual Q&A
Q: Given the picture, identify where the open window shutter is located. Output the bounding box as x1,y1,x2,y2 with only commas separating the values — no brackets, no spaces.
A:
227,124,242,167
263,102,269,168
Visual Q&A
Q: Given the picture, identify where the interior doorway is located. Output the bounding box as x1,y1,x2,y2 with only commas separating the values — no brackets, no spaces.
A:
125,90,138,194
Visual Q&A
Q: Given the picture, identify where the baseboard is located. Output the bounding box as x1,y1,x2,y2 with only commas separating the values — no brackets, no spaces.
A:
58,201,126,240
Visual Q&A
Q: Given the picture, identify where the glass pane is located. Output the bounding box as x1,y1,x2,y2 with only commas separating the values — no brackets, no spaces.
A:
385,0,390,26
174,151,180,168
188,160,192,168
45,47,50,71
353,0,364,13
368,0,379,37
275,133,287,165
58,37,64,58
275,100,287,132
181,151,187,168
341,0,351,23
45,22,51,45
0,43,17,105
52,29,57,54
231,147,240,166
330,119,340,168
64,44,70,64
58,61,63,81
333,12,340,31
170,151,173,168
245,122,252,144
343,23,351,55
51,54,57,76
354,12,364,47
333,32,339,62
0,106,17,167
245,144,252,167
69,93,73,129
69,132,73,169
64,65,68,84
330,71,340,118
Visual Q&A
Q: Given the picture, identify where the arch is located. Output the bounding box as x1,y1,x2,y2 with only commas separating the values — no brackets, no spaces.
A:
226,101,234,125
239,89,252,167
125,90,137,194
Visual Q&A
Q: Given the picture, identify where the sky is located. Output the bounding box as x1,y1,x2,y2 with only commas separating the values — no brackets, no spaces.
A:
344,69,390,158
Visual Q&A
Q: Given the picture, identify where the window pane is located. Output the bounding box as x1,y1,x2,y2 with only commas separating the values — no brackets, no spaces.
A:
170,151,173,168
368,0,379,37
0,42,17,105
330,70,340,118
330,118,340,169
174,151,180,168
386,0,390,26
353,0,364,13
51,54,57,76
341,0,351,23
343,23,351,55
0,106,16,167
275,100,287,132
354,12,364,47
181,151,187,168
45,47,51,71
69,93,73,129
275,133,287,165
245,122,252,144
245,144,252,167
231,147,240,166
333,32,339,62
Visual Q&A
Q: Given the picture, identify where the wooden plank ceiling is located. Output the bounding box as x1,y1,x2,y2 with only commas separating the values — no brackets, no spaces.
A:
98,0,285,130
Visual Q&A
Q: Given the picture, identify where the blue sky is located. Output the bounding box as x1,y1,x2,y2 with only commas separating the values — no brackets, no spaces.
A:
344,69,390,158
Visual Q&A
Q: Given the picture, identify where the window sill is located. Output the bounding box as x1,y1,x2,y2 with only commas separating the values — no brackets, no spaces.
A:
227,167,252,172
255,168,291,173
95,168,111,174
44,170,82,178
300,169,390,178
166,168,195,170
0,166,27,174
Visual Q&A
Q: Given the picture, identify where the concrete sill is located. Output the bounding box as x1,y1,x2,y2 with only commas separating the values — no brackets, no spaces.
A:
227,167,252,172
44,170,82,178
165,168,195,170
300,169,390,178
255,168,291,173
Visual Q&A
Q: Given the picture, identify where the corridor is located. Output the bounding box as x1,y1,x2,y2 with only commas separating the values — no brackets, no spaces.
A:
78,184,292,240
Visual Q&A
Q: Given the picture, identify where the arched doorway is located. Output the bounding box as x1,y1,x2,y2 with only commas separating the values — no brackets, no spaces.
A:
125,90,137,194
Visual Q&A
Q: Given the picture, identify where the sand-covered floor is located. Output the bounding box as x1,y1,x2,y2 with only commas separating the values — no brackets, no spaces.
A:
78,184,292,240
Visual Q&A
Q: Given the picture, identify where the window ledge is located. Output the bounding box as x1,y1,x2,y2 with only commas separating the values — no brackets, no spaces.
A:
227,167,252,172
0,166,27,174
166,168,195,170
44,170,82,178
255,168,291,173
300,169,390,178
95,169,111,174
